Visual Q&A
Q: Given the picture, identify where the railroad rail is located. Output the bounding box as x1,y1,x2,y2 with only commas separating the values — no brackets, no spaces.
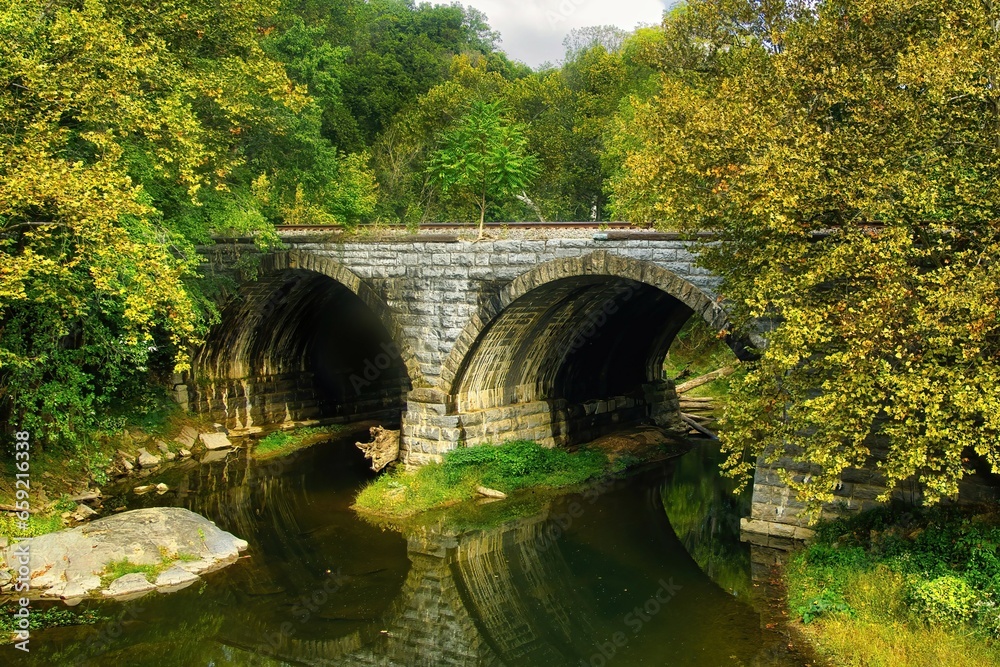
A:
273,221,649,231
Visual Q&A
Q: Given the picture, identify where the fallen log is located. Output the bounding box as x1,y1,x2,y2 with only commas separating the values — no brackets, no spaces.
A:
675,366,736,394
681,414,717,440
0,504,37,514
476,486,508,499
681,412,713,424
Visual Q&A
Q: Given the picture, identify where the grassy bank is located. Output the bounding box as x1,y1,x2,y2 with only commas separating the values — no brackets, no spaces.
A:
784,504,1000,666
0,394,219,540
355,439,618,517
252,424,344,459
662,318,736,400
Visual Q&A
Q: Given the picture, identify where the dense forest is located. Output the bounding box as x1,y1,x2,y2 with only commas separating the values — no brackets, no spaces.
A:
0,0,661,451
2,0,999,512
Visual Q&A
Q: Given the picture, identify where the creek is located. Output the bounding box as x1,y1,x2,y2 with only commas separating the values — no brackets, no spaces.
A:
20,430,809,666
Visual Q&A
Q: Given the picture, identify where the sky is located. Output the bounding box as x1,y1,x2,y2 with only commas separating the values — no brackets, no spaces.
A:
452,1,672,68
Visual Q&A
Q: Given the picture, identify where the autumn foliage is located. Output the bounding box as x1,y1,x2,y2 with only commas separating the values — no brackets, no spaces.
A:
609,0,1000,506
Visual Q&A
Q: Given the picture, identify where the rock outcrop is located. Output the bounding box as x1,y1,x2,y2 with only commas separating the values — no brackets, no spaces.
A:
0,507,248,602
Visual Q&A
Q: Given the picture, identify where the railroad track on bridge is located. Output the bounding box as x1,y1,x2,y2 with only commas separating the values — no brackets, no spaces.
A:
274,221,650,231
208,222,714,244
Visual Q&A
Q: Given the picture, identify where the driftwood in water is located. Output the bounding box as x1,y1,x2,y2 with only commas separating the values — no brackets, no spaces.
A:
675,366,736,394
355,426,400,472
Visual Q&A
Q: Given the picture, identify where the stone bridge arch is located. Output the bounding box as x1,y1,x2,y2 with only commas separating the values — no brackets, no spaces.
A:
402,251,744,462
188,250,418,432
438,250,738,395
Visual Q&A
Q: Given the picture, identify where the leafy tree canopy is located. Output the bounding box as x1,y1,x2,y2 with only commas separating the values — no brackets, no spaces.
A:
426,100,540,236
608,0,1000,507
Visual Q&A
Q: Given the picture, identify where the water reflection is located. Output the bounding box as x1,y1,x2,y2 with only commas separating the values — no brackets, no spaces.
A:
18,434,808,666
659,442,754,599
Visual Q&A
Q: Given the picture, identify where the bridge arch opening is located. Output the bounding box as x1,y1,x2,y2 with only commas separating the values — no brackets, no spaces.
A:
418,253,742,453
189,260,412,433
448,276,690,447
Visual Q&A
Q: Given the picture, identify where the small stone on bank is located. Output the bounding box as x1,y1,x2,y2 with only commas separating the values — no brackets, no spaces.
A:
72,504,97,521
137,448,161,468
175,425,198,448
199,432,232,450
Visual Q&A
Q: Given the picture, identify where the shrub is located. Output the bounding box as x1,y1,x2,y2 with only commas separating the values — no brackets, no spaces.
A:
907,575,980,628
796,591,854,624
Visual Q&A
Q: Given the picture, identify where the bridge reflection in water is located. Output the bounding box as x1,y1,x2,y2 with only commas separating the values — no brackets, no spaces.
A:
26,434,808,667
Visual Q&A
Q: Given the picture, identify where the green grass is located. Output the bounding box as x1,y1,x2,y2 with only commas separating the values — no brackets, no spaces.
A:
0,513,64,539
662,318,737,399
253,425,344,458
783,504,1000,667
354,440,609,517
97,547,198,586
100,558,165,586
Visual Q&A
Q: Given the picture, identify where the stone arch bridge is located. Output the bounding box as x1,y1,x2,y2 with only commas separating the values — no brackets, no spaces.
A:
187,224,860,537
188,225,749,461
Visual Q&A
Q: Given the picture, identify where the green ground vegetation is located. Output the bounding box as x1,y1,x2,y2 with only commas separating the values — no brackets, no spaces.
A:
662,318,738,401
784,504,1000,666
354,439,618,517
253,424,344,459
99,547,199,586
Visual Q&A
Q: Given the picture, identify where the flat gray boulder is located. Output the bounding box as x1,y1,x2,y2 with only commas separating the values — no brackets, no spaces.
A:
137,448,161,468
199,432,232,450
0,507,248,602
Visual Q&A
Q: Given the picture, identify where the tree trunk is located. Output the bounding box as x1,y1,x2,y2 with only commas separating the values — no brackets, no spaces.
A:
478,190,487,239
675,366,737,394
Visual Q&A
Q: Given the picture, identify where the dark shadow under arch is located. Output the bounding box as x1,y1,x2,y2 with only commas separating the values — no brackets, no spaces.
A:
189,252,413,431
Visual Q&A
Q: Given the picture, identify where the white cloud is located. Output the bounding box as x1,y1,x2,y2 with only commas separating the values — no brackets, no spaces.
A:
452,0,670,67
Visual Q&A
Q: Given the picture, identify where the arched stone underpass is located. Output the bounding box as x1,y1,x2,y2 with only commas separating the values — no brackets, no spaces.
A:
403,254,740,459
445,276,692,448
189,256,413,432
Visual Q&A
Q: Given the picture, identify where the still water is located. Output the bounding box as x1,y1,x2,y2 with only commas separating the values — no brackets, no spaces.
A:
18,432,809,666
